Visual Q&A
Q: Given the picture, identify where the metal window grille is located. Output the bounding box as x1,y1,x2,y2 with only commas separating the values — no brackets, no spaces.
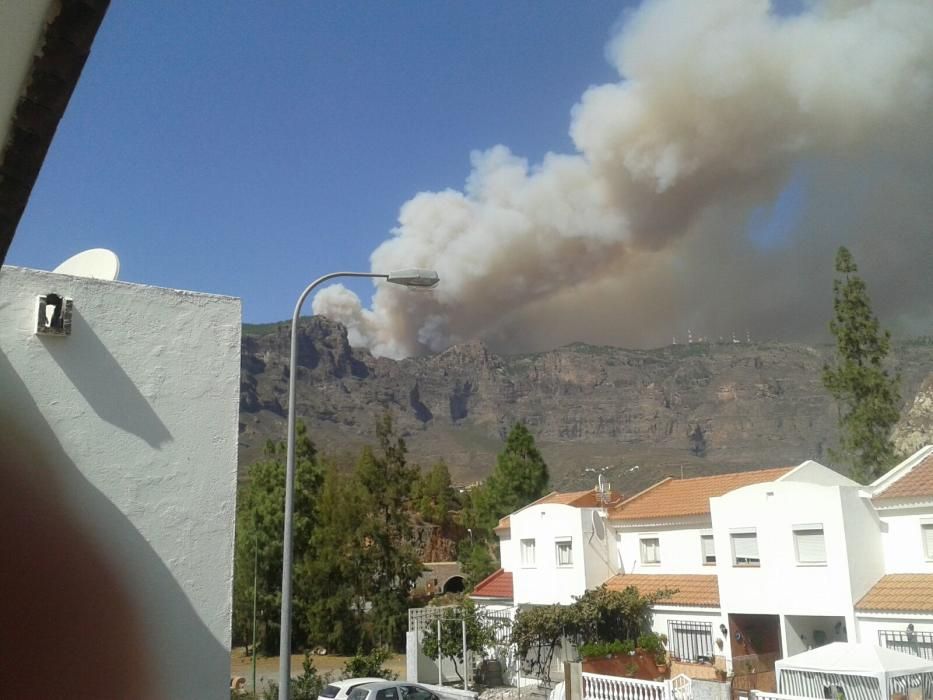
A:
667,620,714,662
878,630,933,661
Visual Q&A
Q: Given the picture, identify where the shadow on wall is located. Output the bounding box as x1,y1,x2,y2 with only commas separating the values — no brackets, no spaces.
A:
0,349,228,700
39,308,172,449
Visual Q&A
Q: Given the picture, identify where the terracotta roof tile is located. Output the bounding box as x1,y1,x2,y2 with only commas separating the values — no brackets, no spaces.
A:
607,467,792,521
856,574,933,612
495,516,510,532
874,454,933,500
605,574,720,607
471,569,513,599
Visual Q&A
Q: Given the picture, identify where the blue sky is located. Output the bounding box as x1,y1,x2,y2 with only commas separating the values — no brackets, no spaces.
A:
9,2,638,323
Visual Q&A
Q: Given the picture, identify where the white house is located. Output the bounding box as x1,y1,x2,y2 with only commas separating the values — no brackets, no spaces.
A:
482,489,620,605
0,265,241,700
479,448,933,684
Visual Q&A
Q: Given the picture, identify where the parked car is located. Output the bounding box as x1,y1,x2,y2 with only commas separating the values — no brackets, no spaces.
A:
347,682,441,700
318,678,386,700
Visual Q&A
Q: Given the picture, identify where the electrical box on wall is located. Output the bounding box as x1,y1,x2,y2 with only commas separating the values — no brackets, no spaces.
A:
36,294,73,336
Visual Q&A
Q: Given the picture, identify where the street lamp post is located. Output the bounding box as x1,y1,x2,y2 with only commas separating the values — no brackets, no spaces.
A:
278,268,439,700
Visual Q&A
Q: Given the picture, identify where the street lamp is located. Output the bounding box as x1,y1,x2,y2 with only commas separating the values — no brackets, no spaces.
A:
278,268,439,699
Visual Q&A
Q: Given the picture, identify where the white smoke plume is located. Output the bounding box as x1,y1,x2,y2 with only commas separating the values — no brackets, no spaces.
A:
313,0,933,358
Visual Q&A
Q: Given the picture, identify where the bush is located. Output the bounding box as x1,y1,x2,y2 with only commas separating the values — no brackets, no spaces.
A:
342,647,397,681
261,653,329,700
579,639,635,659
637,632,668,665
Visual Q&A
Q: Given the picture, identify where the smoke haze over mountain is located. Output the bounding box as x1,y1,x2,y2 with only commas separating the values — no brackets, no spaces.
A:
314,0,933,358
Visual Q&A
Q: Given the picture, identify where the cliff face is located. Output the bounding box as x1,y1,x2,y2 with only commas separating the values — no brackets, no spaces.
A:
893,372,933,455
238,319,933,491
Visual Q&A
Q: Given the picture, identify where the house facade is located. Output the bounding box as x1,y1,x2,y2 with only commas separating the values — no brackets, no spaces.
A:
476,447,933,680
0,265,241,700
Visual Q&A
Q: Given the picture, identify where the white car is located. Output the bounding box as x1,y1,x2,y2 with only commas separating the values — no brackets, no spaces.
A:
347,682,441,700
318,678,386,700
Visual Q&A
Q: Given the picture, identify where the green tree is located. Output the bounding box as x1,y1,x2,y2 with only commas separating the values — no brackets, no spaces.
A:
458,541,497,589
232,423,321,655
473,423,550,530
355,414,424,650
823,246,902,483
301,463,366,653
420,599,493,684
417,460,454,526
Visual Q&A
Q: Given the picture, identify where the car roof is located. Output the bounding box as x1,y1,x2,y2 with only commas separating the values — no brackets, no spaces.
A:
332,678,386,689
353,682,408,691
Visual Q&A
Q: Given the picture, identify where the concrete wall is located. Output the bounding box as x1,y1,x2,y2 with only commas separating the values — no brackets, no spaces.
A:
0,266,241,700
616,519,714,575
583,510,618,589
855,613,933,645
711,481,866,619
880,508,933,574
511,504,586,605
781,615,847,657
839,489,887,601
500,532,517,572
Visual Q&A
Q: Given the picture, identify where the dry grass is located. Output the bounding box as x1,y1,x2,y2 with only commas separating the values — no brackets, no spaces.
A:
230,647,407,681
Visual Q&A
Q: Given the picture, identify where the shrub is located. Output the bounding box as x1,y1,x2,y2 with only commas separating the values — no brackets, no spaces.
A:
342,647,397,681
579,640,635,658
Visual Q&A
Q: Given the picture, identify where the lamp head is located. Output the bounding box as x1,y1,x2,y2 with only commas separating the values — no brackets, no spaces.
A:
386,268,440,288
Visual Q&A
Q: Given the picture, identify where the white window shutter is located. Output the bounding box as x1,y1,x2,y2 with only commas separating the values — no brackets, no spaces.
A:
923,525,933,560
795,528,826,563
701,534,716,562
732,532,759,560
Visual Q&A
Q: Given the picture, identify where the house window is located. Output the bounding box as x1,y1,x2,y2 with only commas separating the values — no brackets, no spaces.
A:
701,532,716,565
923,523,933,561
556,538,573,567
731,529,760,566
794,524,827,564
667,620,714,662
640,537,660,565
521,538,536,567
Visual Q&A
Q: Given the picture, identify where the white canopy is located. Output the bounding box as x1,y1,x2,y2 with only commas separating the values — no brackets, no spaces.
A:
776,643,933,700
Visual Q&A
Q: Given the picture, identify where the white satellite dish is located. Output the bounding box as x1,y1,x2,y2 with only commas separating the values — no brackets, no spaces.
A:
53,248,120,281
592,510,606,540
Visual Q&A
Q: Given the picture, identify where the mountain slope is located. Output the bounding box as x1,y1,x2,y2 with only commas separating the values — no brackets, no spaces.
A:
238,319,933,492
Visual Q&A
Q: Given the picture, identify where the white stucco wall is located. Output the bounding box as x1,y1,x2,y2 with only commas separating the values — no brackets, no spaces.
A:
840,489,888,600
879,507,933,573
499,531,517,572
616,519,714,575
855,613,933,645
510,504,587,604
0,266,241,700
711,480,872,625
649,606,725,655
583,510,618,589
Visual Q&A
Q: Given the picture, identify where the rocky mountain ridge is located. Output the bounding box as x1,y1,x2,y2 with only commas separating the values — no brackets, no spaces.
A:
238,318,933,492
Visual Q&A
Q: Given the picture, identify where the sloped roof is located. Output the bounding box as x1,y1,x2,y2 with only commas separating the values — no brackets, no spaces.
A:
470,568,513,599
608,467,792,521
604,574,720,607
873,450,933,500
856,574,933,613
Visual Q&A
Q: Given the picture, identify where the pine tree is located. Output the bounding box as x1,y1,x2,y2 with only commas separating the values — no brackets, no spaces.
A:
301,463,366,653
823,246,901,483
355,413,423,649
417,460,454,526
477,423,550,528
